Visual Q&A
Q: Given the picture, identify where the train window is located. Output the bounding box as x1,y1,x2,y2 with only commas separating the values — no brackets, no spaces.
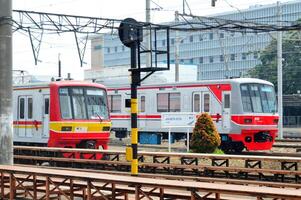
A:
241,85,252,112
193,94,200,112
170,93,180,112
140,96,145,113
157,93,168,112
240,84,276,113
157,93,180,112
44,98,49,115
249,85,262,113
203,93,210,112
224,94,230,109
28,97,33,119
72,89,87,119
86,89,109,119
59,88,72,119
108,95,121,113
19,97,25,119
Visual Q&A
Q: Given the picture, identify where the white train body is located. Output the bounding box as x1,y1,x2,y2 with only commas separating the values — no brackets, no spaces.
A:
107,78,279,152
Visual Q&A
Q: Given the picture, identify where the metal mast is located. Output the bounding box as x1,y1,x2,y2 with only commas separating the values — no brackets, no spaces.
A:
277,1,283,139
0,0,13,165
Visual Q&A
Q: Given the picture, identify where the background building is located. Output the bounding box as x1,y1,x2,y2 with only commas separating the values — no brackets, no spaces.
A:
87,1,301,80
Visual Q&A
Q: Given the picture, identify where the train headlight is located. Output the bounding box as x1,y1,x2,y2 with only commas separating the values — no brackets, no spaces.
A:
244,118,252,124
245,136,252,143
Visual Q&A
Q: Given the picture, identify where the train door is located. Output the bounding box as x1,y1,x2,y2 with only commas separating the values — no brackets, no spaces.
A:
17,96,33,138
222,91,231,131
42,95,50,138
138,94,146,129
193,92,210,113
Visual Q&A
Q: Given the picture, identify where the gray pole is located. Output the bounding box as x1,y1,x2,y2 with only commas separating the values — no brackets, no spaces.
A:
145,0,151,68
175,11,179,82
0,0,13,165
277,1,283,139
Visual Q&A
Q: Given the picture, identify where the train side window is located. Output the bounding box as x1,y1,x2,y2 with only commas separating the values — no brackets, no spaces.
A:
157,93,169,112
44,98,49,115
19,97,25,119
224,94,230,109
203,93,210,112
193,94,200,112
170,93,181,112
157,93,180,112
108,95,121,113
28,97,33,119
140,96,145,113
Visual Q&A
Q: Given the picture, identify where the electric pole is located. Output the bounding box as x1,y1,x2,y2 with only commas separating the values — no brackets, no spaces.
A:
175,11,180,82
58,53,62,77
0,0,13,165
277,1,283,139
146,0,151,68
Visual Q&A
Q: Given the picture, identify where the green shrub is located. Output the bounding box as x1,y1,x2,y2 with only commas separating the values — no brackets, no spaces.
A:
190,113,221,153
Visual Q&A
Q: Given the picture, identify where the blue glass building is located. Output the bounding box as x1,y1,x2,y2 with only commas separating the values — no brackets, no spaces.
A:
88,1,301,80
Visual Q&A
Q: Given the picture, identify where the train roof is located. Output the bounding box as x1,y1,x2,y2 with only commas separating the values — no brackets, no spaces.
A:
13,80,106,90
107,78,274,88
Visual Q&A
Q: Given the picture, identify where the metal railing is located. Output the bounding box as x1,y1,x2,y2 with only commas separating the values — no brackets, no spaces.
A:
284,116,301,127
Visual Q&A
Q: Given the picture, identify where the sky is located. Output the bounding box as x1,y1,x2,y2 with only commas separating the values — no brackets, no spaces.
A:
12,0,299,80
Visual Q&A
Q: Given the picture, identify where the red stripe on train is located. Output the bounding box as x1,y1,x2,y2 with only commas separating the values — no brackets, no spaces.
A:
13,121,42,125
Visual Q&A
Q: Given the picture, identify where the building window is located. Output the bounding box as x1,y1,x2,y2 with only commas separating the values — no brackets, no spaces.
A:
220,55,224,62
230,54,235,61
199,57,203,64
209,33,213,40
180,39,184,44
122,46,125,51
209,56,214,63
157,93,181,112
189,35,193,42
199,35,203,41
230,31,235,37
242,53,247,60
107,47,110,53
171,38,175,45
94,45,102,50
220,33,224,39
162,39,165,46
108,95,121,113
170,59,174,63
190,58,193,64
254,52,259,59
180,59,184,63
115,46,118,52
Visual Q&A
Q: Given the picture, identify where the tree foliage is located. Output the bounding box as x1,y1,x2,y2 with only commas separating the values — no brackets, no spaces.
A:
190,113,221,153
247,29,301,94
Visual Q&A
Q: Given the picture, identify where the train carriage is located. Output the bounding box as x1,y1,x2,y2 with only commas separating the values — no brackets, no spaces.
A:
13,80,111,152
107,78,278,153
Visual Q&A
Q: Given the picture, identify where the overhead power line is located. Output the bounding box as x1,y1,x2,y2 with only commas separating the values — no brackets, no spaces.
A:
2,9,301,67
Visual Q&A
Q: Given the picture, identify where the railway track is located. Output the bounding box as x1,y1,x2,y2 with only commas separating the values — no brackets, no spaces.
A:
14,146,301,184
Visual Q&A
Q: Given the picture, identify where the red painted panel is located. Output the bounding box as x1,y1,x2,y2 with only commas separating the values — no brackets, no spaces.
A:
231,115,279,125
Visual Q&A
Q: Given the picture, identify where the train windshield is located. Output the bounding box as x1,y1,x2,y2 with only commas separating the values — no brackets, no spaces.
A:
59,87,109,120
240,83,277,113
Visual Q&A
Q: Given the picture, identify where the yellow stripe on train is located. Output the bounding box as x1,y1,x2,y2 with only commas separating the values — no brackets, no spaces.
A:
49,121,112,132
13,125,42,129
